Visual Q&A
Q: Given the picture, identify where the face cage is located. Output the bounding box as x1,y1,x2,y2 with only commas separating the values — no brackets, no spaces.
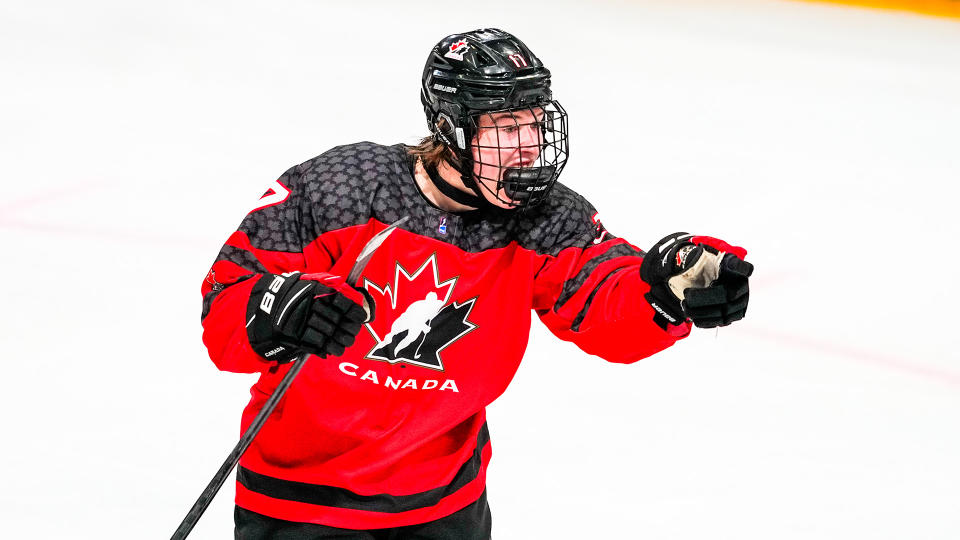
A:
466,101,569,209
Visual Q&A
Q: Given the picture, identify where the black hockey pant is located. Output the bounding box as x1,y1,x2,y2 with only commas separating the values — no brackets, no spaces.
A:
235,490,492,540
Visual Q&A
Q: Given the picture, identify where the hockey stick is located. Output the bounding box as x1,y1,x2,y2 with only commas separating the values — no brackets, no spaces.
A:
171,217,408,540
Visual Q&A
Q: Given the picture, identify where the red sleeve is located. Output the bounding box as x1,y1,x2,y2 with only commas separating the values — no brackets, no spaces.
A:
200,164,333,374
201,277,265,373
532,238,691,364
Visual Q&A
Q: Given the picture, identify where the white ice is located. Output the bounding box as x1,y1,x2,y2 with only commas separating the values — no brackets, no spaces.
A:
1,0,958,538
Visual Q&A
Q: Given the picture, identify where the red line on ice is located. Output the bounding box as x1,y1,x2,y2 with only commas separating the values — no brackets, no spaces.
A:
0,180,111,215
743,326,960,388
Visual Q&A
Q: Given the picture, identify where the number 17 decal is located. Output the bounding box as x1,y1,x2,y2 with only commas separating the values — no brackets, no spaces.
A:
508,53,527,68
251,179,290,213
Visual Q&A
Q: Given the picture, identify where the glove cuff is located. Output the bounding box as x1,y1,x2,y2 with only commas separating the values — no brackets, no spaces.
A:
246,273,304,363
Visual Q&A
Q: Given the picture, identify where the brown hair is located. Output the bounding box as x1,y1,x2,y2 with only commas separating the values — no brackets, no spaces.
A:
407,118,463,170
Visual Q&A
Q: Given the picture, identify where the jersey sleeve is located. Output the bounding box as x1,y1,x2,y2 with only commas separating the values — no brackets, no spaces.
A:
200,164,335,374
530,200,691,364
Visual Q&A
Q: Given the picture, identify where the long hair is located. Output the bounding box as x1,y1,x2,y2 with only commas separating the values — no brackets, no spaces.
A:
407,118,463,170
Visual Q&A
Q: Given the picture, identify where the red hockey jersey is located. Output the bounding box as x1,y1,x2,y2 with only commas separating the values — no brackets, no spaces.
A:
200,142,690,529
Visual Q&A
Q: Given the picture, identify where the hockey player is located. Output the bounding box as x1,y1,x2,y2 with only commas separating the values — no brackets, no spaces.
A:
201,28,752,539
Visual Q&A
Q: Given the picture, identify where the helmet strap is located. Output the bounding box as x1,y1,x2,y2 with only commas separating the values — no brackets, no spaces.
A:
424,161,487,209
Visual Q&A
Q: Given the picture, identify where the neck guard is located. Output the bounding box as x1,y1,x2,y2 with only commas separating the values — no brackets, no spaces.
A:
425,161,487,209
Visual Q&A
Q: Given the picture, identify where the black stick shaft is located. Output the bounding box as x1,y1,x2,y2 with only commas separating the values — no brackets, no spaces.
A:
171,216,406,539
170,352,311,540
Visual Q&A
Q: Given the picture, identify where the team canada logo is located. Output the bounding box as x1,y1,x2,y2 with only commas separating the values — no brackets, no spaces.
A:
444,39,470,61
675,244,696,269
362,254,477,371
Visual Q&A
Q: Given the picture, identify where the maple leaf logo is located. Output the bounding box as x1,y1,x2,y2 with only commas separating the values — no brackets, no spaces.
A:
362,253,477,371
444,39,470,61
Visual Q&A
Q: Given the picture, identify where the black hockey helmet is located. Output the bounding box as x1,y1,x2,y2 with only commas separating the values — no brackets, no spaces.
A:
420,28,569,210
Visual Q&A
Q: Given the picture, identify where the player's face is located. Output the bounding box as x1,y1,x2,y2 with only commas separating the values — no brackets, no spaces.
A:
471,108,545,208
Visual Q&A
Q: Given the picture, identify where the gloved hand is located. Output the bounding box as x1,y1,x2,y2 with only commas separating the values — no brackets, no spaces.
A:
246,272,372,362
640,232,753,330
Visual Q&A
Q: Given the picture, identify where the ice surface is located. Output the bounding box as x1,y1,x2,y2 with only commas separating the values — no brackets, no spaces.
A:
1,0,958,538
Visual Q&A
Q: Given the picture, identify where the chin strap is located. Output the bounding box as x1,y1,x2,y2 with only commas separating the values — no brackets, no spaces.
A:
424,161,487,209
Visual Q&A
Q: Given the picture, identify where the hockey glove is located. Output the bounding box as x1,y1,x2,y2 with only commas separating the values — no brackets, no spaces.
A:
640,232,753,330
246,272,372,363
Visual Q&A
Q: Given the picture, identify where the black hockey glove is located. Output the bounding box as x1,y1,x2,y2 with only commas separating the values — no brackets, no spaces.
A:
640,232,753,330
246,272,372,363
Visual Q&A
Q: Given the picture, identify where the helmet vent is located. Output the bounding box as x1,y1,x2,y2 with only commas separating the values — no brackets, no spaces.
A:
459,81,508,98
473,51,496,67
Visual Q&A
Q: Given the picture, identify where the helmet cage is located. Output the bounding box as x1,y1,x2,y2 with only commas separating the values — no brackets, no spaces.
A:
464,101,568,208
